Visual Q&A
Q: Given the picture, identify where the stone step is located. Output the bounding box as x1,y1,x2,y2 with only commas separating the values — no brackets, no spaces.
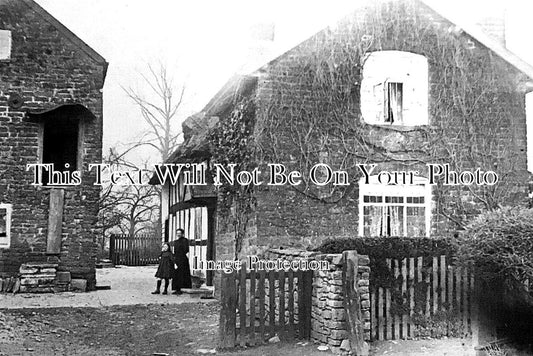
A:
20,278,55,286
19,286,55,293
23,263,58,269
95,261,115,269
19,274,56,279
180,287,214,298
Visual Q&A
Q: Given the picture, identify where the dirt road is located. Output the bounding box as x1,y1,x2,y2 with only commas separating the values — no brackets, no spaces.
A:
0,302,330,356
0,267,492,356
0,303,215,355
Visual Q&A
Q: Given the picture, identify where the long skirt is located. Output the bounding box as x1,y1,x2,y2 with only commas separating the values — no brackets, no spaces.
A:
172,254,191,290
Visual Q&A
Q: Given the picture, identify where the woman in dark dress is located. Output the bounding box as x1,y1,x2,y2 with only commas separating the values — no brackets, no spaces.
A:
171,228,192,294
152,243,174,294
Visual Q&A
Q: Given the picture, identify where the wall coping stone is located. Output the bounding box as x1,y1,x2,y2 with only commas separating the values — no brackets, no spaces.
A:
267,248,319,258
24,263,59,269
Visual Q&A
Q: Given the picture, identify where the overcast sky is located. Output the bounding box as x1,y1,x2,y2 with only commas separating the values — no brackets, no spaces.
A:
33,0,533,164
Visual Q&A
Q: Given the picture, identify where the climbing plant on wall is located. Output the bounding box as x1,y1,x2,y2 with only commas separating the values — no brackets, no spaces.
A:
254,0,527,229
208,98,256,258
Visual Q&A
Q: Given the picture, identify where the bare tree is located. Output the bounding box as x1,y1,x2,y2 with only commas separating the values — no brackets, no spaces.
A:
97,147,160,240
123,63,186,161
114,183,160,236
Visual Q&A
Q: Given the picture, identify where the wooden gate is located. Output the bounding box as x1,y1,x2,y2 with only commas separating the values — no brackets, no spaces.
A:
218,261,313,348
369,255,474,340
109,234,161,266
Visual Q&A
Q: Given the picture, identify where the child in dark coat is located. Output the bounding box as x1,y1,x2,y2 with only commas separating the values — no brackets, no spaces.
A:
152,243,174,294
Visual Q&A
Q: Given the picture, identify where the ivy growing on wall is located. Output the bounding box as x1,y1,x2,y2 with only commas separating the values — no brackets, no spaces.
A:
254,0,527,228
208,98,256,258
204,0,527,254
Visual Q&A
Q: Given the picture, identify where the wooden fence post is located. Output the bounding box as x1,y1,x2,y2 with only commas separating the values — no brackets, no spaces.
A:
342,250,368,356
218,271,237,349
470,274,480,353
109,235,116,264
301,270,313,339
47,188,64,254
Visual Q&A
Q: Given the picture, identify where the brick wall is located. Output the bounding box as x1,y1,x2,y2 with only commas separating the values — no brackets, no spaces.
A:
245,0,530,251
0,0,105,290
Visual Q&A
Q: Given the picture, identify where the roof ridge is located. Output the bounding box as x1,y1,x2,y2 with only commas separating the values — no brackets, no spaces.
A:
240,0,533,81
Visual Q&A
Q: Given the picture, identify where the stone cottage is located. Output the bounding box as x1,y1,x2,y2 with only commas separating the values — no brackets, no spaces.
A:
156,0,533,275
0,0,107,291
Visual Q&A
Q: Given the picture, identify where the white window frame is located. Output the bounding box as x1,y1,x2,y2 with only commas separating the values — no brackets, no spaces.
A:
0,203,13,248
361,50,429,126
358,176,431,237
0,30,12,60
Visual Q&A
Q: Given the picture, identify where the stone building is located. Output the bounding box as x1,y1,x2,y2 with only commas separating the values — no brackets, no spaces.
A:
0,0,107,291
157,0,533,277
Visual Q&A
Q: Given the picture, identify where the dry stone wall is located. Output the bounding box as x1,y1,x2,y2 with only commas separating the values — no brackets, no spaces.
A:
266,249,371,353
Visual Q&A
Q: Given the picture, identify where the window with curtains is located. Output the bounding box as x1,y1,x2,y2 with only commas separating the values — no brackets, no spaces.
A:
385,82,403,124
358,177,430,237
0,204,12,248
360,51,428,126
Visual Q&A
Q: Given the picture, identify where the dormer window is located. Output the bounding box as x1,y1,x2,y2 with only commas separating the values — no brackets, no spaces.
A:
361,51,428,126
0,30,11,60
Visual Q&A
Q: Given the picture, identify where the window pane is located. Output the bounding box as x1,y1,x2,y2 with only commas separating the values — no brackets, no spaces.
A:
386,205,404,236
407,196,425,204
407,206,426,236
0,208,6,237
364,205,383,236
364,195,382,203
385,196,403,203
0,204,10,248
385,82,403,124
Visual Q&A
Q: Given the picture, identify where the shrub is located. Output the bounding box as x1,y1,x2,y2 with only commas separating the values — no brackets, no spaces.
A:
315,236,454,260
456,207,533,304
315,237,454,290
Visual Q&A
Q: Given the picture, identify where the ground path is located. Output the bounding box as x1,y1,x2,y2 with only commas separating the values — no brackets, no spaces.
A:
0,266,206,309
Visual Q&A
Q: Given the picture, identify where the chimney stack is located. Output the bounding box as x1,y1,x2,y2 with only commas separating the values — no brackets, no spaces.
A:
475,7,506,47
238,22,276,73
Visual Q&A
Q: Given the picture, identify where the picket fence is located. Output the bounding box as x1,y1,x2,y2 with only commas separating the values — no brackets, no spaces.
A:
370,255,475,340
109,234,161,266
